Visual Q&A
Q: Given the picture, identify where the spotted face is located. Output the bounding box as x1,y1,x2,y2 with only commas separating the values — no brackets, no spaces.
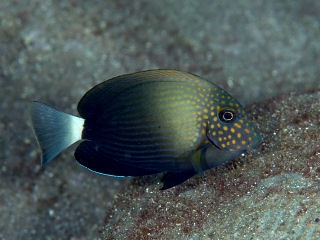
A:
206,89,261,152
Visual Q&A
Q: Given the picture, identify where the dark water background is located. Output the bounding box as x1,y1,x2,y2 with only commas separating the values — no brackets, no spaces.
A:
0,0,319,239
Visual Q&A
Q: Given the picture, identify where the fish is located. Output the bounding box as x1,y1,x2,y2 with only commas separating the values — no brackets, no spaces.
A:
31,69,262,189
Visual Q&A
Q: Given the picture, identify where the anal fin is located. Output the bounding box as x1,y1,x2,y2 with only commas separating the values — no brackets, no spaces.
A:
74,141,160,177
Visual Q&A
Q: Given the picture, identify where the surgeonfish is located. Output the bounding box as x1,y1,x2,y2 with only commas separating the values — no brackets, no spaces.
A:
31,70,262,189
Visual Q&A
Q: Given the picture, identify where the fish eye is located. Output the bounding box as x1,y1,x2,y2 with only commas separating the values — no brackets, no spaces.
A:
219,109,235,122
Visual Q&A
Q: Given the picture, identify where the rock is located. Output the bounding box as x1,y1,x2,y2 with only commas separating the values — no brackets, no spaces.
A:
101,90,320,239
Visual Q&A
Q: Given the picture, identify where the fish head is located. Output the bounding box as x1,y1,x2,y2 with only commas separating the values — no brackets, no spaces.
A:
206,91,262,152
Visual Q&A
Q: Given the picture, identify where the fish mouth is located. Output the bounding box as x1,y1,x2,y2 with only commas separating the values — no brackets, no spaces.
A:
247,134,263,151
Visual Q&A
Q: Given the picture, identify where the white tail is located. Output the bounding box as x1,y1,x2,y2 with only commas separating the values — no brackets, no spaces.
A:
31,101,84,166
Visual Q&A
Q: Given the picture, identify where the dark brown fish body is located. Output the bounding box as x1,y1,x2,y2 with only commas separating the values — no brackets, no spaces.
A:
31,70,262,189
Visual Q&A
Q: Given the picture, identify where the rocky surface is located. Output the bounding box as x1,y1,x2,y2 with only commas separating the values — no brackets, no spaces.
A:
0,0,319,239
102,91,320,239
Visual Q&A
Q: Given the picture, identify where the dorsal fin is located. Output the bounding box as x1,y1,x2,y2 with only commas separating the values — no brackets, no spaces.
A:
77,70,200,118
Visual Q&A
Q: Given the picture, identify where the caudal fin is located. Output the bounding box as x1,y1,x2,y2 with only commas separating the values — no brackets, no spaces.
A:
31,101,84,167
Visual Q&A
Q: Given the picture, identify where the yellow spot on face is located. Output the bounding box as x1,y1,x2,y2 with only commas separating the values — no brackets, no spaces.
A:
248,137,252,141
230,127,235,133
210,124,215,129
213,116,218,122
221,143,226,148
241,140,247,145
221,100,226,105
234,123,241,129
210,112,214,116
201,128,206,135
228,135,232,139
244,128,250,134
203,115,209,120
212,131,217,136
217,123,221,128
218,137,222,142
223,126,228,131
236,145,241,150
226,141,230,146
218,130,223,135
203,108,208,113
232,139,236,145
237,133,242,139
202,122,207,127
239,119,244,124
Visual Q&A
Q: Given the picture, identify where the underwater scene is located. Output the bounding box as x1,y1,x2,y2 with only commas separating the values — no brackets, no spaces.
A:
1,0,319,239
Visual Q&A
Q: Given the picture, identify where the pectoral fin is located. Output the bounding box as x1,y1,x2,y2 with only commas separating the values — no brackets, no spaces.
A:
160,145,209,190
161,170,196,190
